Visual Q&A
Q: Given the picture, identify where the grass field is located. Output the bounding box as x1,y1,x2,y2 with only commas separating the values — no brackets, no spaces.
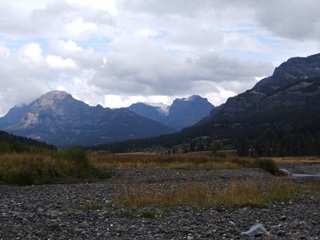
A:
89,152,282,175
0,148,110,185
271,156,320,163
113,179,320,208
2,150,314,185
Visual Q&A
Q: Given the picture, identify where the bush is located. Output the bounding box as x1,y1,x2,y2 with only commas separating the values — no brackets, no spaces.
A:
229,157,281,175
253,158,282,175
58,147,113,179
59,147,90,167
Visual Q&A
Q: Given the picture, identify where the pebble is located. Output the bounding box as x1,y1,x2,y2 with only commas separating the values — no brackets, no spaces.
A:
0,167,319,239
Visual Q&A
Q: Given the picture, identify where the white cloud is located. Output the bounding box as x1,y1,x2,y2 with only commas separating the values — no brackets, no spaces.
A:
67,0,118,15
19,43,44,64
46,55,78,70
66,18,99,39
52,39,83,53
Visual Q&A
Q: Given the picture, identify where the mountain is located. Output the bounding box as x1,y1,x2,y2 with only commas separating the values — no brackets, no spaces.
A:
93,53,320,155
209,53,320,122
0,104,29,129
127,102,169,124
128,95,214,130
181,53,320,155
0,91,175,146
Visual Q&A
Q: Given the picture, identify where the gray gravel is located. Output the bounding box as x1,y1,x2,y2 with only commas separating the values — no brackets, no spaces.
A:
0,166,319,239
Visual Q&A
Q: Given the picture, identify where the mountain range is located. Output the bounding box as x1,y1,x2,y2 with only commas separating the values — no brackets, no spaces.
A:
0,92,213,146
95,53,320,155
128,95,214,130
2,52,320,155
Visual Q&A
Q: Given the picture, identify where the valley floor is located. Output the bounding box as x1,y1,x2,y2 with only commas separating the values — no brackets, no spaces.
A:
0,164,319,239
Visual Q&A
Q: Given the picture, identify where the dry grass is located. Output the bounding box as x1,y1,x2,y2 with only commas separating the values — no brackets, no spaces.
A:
0,153,68,185
271,156,320,163
89,153,281,175
113,179,320,208
89,153,235,169
0,148,110,185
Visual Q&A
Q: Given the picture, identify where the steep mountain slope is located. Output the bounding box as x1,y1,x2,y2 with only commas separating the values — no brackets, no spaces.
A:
0,91,175,146
208,53,320,122
128,95,214,130
0,104,29,129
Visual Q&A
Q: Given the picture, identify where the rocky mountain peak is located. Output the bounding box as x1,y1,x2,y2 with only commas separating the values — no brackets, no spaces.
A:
31,90,73,108
182,95,203,102
128,95,214,130
254,53,320,89
170,95,212,109
210,52,320,121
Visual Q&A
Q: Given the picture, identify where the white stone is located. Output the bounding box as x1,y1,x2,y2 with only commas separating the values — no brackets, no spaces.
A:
241,223,267,236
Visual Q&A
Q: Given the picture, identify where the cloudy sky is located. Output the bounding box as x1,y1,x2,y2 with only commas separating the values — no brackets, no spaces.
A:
0,0,320,116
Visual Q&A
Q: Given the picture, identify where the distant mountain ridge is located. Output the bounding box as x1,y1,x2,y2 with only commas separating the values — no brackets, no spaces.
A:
128,95,214,130
93,53,320,155
0,91,175,146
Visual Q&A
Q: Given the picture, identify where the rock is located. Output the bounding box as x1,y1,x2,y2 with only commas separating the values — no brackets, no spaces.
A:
280,215,287,221
276,230,286,237
311,228,320,236
0,167,319,239
241,223,268,237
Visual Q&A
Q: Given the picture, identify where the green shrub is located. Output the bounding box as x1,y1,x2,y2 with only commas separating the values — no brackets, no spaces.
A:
253,158,282,175
59,147,90,167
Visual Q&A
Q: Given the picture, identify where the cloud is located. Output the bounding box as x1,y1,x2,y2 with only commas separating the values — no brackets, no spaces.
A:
0,0,115,40
0,39,97,115
91,33,273,99
255,0,320,41
46,55,78,70
47,39,102,69
118,0,253,17
19,43,44,64
66,18,99,39
0,43,50,115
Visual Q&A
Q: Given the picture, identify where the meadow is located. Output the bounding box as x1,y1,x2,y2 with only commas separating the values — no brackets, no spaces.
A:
89,152,282,175
1,148,319,208
0,147,110,185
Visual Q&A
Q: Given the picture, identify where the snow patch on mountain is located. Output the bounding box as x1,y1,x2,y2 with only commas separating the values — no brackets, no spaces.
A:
143,102,170,115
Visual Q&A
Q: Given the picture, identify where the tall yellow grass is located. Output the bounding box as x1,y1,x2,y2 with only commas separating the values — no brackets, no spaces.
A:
113,179,320,208
271,156,320,163
0,149,110,185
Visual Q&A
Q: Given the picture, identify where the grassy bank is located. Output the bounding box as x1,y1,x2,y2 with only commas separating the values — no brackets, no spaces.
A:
271,156,320,163
89,153,282,175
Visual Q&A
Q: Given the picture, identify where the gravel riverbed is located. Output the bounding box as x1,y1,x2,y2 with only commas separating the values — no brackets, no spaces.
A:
0,165,319,240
